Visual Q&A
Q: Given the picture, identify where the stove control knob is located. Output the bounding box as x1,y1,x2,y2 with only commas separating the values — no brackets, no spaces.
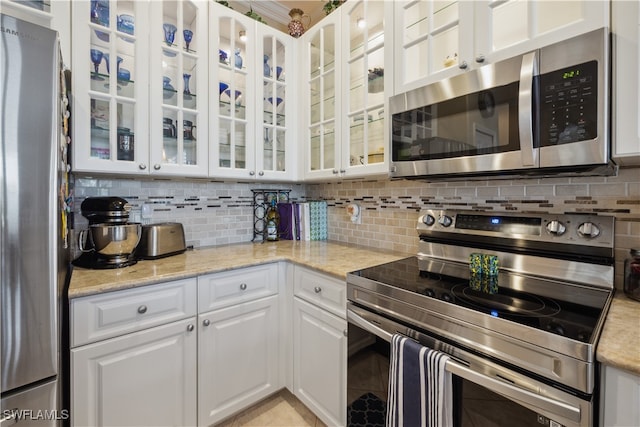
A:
546,220,566,236
577,222,601,239
424,289,436,298
422,214,436,226
442,293,452,302
438,215,453,227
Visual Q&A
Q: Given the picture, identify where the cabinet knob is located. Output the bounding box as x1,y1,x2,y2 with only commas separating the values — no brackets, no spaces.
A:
475,54,485,63
137,305,148,314
314,286,322,293
187,324,195,332
339,169,346,174
240,283,247,290
203,319,210,327
249,171,255,176
332,169,339,174
258,171,264,176
139,163,147,170
343,329,348,337
459,61,468,70
153,164,161,170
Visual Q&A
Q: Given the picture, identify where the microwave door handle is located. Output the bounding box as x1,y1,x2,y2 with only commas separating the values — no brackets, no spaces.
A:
518,51,538,167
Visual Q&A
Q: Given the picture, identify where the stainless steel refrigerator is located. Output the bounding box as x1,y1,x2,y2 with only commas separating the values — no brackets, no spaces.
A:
0,14,69,425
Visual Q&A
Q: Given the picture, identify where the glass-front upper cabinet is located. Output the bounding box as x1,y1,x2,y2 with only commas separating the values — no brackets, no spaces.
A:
341,0,392,177
209,2,255,179
302,9,340,180
72,0,150,174
393,1,473,94
256,26,295,181
474,0,609,64
149,0,208,177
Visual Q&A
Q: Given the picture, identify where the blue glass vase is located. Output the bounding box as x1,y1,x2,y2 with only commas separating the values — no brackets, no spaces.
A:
234,49,243,69
263,55,271,77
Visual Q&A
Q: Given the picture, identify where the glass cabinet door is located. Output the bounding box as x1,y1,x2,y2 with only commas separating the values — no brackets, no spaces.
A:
72,0,150,174
343,0,389,174
257,28,291,179
303,12,339,178
209,3,255,178
393,1,473,94
149,0,208,176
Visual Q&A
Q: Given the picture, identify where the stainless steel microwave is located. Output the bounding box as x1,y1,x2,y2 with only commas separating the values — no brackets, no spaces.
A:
389,28,616,180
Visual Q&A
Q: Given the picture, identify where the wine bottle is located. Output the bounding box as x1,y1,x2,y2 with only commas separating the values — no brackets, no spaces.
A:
266,199,280,241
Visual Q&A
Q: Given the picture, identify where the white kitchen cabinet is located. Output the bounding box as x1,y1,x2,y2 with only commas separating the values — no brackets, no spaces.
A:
292,266,347,427
198,295,280,426
73,0,209,177
302,1,391,181
601,365,640,427
71,317,197,427
301,10,341,180
340,0,392,179
71,0,151,175
293,297,347,427
612,0,640,166
70,278,198,427
393,0,610,94
2,0,71,64
208,2,297,181
196,264,282,426
148,0,209,176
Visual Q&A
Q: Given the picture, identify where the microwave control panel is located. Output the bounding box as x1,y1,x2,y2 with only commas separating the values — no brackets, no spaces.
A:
538,60,598,147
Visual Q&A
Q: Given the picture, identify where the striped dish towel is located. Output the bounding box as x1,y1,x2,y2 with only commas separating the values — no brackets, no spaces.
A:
386,334,453,427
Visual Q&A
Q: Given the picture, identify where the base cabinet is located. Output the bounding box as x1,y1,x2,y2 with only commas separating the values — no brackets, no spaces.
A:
601,365,640,427
71,318,197,427
293,297,347,427
198,295,280,426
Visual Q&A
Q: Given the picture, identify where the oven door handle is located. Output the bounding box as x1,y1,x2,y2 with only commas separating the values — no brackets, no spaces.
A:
347,306,582,424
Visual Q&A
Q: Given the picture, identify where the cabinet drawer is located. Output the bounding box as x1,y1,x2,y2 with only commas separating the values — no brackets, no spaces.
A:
71,278,197,347
198,263,279,312
293,266,346,319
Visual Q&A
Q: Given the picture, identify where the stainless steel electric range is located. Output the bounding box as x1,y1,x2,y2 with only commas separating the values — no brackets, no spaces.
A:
346,210,615,427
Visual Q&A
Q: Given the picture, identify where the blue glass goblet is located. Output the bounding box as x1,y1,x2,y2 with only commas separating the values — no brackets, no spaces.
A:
218,82,229,97
183,29,193,52
183,73,192,95
90,49,104,80
163,23,177,47
224,89,242,106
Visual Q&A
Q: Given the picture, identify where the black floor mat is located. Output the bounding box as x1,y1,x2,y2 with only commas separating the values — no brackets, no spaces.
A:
347,392,387,427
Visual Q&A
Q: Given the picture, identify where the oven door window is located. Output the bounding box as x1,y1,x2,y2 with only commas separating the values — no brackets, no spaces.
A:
391,82,520,162
347,323,578,427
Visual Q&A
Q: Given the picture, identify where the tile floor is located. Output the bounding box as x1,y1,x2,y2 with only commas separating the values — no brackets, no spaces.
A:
214,389,327,427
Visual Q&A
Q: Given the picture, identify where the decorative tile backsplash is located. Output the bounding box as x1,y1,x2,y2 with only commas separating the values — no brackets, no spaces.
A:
72,167,640,288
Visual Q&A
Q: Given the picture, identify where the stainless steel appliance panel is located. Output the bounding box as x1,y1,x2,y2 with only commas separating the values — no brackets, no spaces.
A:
537,28,610,168
0,14,59,392
0,379,59,426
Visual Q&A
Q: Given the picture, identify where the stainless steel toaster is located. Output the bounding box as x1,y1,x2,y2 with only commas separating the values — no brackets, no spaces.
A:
135,222,187,259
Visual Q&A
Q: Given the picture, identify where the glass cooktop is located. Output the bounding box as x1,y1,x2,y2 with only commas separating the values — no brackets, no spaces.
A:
351,257,611,343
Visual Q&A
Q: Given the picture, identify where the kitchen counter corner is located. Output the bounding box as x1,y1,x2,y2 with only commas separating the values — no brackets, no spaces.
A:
597,294,640,376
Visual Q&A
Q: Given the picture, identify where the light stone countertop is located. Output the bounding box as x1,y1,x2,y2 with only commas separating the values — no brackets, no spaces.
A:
596,294,640,376
68,240,409,299
68,240,639,376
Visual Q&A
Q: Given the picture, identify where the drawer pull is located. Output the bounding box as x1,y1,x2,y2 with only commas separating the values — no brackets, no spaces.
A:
314,286,322,293
240,283,247,291
187,324,195,332
203,319,211,327
137,305,148,314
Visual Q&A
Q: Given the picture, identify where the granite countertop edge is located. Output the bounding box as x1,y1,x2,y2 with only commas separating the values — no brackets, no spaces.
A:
68,240,640,376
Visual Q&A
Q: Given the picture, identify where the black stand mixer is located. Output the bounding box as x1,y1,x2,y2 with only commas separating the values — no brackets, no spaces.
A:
72,197,142,269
